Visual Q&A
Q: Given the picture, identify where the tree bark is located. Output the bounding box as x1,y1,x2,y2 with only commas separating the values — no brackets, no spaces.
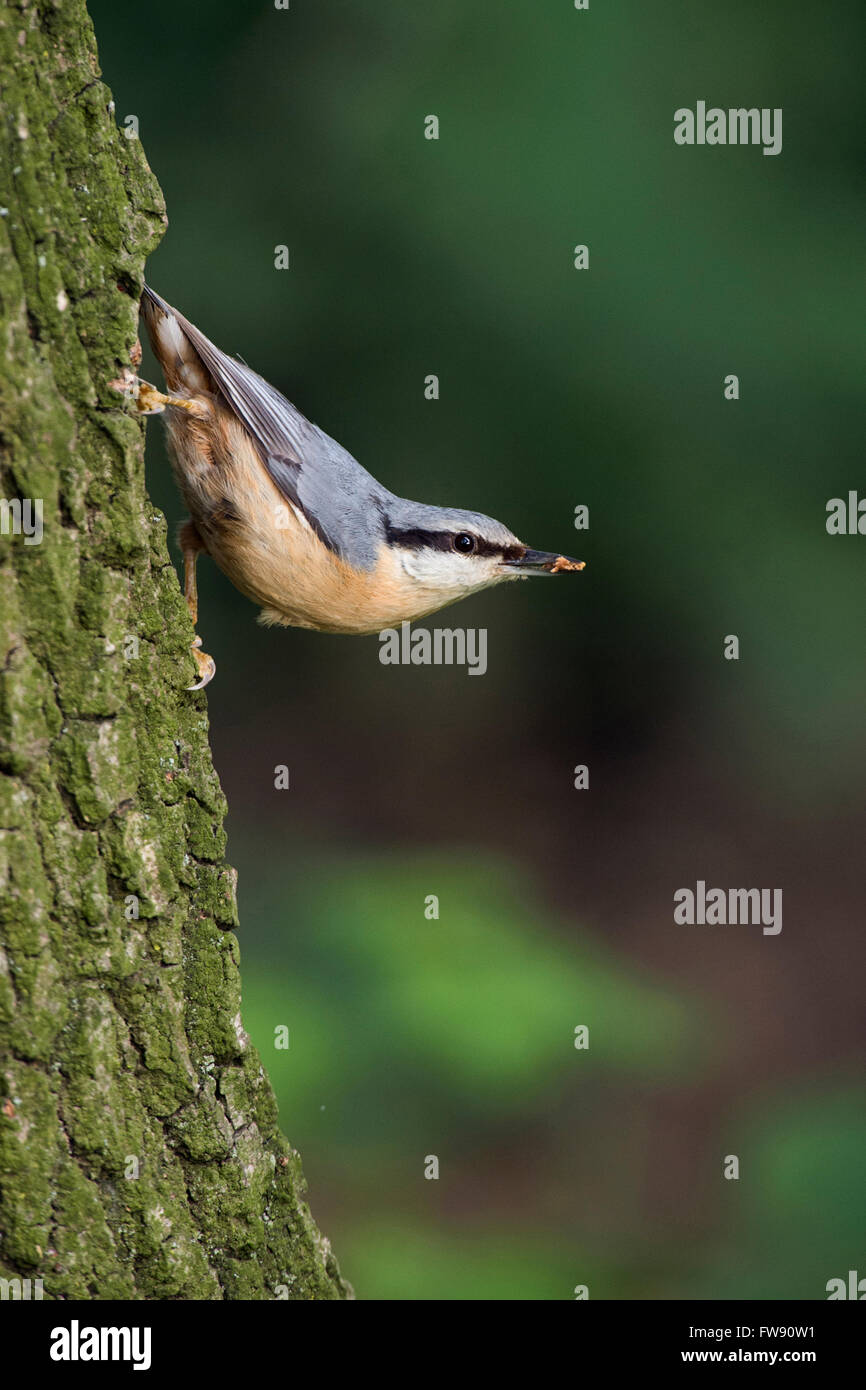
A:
0,0,349,1300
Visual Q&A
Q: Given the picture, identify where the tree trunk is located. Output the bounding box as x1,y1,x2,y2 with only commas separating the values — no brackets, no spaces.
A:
0,0,349,1300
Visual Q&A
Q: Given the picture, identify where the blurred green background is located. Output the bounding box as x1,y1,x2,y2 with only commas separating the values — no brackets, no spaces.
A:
90,0,866,1298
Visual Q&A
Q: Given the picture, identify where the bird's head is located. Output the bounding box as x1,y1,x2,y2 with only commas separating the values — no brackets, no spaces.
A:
382,502,585,612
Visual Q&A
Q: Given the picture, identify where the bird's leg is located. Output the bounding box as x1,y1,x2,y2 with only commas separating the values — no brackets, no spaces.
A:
135,379,204,416
180,520,216,690
107,365,204,417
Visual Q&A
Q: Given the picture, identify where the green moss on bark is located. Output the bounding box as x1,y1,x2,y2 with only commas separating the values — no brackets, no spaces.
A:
0,0,349,1300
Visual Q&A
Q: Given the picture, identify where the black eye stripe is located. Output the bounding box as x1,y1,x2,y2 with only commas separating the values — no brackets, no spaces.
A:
385,523,525,561
384,526,452,552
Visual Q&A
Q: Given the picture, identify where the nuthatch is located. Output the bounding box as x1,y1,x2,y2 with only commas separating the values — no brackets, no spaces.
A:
134,285,585,688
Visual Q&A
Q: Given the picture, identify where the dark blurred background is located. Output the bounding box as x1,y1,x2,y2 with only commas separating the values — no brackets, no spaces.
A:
90,0,866,1298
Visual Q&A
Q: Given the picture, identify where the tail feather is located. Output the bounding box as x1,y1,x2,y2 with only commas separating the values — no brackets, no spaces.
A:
140,283,211,395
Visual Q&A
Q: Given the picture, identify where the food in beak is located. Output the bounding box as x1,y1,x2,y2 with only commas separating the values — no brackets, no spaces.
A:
507,549,586,573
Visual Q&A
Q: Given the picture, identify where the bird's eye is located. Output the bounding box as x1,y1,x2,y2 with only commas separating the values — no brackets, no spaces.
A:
453,533,476,554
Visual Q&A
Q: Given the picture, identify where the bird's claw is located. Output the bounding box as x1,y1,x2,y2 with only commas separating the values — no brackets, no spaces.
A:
107,370,166,414
188,636,216,691
133,379,169,415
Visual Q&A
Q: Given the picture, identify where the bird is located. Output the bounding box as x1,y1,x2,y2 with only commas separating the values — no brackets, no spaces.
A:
133,285,585,688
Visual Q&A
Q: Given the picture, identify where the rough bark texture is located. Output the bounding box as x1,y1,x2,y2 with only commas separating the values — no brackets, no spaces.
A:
0,0,349,1299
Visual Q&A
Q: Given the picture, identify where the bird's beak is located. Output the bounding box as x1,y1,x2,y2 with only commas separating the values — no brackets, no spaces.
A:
504,548,586,575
